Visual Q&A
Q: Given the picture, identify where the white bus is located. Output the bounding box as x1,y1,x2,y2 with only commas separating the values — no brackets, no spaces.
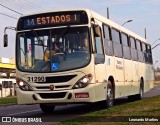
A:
4,9,154,113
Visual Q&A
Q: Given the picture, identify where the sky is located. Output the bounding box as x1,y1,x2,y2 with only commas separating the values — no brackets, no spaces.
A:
0,0,160,68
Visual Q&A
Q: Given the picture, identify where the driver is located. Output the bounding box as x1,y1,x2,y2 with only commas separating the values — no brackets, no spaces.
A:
44,42,63,61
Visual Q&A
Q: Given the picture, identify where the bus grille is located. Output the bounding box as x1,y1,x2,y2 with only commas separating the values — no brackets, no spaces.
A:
36,85,70,90
39,92,66,99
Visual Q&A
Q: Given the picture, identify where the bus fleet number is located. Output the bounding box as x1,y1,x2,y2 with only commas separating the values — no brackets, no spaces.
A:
27,76,46,82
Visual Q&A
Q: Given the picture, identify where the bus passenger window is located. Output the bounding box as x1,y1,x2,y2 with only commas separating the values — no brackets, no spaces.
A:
103,25,113,56
111,29,122,58
130,37,138,61
136,40,144,62
121,33,130,59
142,43,148,63
147,45,152,64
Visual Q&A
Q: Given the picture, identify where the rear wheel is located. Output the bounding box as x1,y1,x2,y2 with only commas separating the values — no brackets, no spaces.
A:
101,81,114,108
135,83,143,100
39,104,55,114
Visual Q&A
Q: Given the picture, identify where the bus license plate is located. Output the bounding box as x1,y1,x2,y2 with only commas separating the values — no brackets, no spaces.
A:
27,76,46,82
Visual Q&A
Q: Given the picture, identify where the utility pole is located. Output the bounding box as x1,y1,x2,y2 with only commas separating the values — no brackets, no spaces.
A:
107,7,109,19
144,28,147,39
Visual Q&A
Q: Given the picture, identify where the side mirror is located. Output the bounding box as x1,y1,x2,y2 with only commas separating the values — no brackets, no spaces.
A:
3,34,8,47
93,25,101,37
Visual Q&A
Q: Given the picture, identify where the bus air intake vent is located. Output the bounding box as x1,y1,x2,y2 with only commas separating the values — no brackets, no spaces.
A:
39,92,66,99
36,75,77,83
36,85,70,90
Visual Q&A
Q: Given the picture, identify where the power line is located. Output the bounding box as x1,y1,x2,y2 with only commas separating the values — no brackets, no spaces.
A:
23,0,46,10
0,13,18,19
0,3,23,15
8,0,33,11
9,0,40,12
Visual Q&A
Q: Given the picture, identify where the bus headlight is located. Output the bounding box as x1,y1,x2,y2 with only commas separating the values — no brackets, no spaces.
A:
72,74,93,89
16,78,33,91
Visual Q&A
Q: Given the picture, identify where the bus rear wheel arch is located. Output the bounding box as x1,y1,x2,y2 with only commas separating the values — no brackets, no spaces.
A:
128,78,144,101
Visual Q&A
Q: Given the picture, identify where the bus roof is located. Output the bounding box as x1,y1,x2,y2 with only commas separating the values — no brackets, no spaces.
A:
19,8,150,45
88,9,150,45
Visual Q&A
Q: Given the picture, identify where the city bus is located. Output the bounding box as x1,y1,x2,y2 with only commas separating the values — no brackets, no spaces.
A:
4,9,154,113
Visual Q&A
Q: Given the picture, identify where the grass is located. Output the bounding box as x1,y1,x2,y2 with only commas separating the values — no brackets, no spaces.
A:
58,96,160,125
0,96,17,106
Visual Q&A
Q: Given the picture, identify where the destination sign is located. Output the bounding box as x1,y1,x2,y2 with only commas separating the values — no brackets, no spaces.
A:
17,11,88,30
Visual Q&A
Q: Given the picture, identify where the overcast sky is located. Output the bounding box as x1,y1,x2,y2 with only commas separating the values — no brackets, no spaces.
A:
0,0,160,67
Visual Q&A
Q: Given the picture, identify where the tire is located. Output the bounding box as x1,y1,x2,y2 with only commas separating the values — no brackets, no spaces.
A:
39,104,55,114
135,83,143,100
101,81,114,108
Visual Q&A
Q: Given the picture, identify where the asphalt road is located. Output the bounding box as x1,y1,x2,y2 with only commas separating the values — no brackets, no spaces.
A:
0,85,160,124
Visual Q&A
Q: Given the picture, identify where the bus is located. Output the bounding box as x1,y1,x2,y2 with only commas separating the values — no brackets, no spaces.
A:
4,9,154,113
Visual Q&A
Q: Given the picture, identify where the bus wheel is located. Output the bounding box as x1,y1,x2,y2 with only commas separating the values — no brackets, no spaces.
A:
39,104,55,113
135,82,144,100
101,81,114,108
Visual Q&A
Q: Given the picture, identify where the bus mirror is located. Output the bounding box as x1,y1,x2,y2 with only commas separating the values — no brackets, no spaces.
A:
93,25,101,37
4,34,8,47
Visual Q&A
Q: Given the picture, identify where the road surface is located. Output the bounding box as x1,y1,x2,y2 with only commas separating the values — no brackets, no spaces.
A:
0,85,160,124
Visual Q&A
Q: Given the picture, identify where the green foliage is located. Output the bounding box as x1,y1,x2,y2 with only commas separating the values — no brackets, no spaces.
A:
0,96,17,105
58,96,160,125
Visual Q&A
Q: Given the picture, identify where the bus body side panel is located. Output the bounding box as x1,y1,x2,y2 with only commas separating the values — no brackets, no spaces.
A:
124,59,133,96
114,57,125,98
144,64,154,93
131,61,139,95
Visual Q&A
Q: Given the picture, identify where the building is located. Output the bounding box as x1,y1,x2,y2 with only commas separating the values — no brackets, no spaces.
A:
155,67,160,81
0,57,16,97
0,57,15,78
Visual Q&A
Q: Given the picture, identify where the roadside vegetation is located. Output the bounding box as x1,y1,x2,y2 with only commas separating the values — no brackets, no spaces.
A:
58,96,160,125
0,96,17,106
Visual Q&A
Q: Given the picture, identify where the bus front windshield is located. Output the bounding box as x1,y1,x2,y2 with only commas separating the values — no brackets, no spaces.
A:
16,27,90,73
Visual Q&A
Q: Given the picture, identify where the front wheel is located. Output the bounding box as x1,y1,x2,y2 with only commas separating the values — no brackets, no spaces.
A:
101,81,114,108
39,104,55,114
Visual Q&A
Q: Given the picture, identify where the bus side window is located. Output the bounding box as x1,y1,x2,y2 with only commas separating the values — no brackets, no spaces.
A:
142,43,148,63
111,29,122,58
130,37,138,61
121,33,131,60
148,45,153,64
103,25,113,56
136,40,144,62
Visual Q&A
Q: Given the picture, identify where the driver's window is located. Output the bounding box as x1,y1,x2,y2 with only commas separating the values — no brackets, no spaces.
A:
94,26,103,55
95,37,103,54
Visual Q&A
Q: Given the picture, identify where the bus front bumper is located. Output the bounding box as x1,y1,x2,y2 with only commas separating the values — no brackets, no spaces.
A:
16,84,95,105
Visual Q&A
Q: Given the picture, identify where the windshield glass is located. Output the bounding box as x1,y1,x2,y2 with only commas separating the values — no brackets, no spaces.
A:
16,27,90,72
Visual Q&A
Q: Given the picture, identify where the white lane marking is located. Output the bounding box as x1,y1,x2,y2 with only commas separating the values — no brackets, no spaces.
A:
7,109,41,116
